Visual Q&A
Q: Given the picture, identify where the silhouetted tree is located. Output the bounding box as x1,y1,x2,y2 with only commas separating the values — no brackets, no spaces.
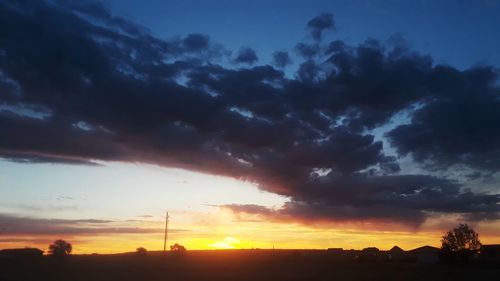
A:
170,243,187,254
48,240,72,257
136,247,147,257
439,224,481,262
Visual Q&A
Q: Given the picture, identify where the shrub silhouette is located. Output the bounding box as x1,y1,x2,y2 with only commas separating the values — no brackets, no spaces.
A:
136,247,147,257
170,243,187,253
48,240,72,257
439,223,481,262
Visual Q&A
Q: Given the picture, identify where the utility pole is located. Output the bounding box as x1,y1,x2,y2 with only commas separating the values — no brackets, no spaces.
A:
163,211,169,253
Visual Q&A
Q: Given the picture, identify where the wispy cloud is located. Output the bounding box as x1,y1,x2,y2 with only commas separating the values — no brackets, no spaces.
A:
0,214,183,235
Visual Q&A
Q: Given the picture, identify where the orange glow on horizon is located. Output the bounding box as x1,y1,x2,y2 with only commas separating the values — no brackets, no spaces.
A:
2,205,499,254
2,215,499,254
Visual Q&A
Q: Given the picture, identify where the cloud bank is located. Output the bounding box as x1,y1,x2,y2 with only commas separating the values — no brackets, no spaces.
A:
0,0,499,227
0,214,166,235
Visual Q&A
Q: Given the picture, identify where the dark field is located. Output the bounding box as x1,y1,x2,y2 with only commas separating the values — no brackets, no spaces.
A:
1,250,498,281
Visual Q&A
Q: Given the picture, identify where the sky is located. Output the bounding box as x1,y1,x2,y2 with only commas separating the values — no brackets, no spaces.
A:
0,0,499,253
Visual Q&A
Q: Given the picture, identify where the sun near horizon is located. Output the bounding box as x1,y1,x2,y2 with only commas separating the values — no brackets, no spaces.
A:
1,161,499,254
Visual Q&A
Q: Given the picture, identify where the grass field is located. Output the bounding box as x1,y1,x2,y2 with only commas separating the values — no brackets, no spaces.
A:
1,250,498,281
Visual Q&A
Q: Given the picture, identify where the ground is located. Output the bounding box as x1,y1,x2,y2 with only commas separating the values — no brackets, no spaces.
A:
1,250,498,281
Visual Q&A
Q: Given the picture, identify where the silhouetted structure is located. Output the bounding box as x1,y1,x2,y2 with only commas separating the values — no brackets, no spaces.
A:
479,244,500,263
388,245,409,261
362,247,379,254
0,248,43,259
327,248,343,254
410,246,439,263
357,247,381,261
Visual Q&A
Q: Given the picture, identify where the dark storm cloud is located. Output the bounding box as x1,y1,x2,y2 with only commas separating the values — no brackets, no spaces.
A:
387,66,500,171
234,47,258,64
296,59,321,82
0,112,124,164
222,173,499,226
0,1,499,226
307,13,335,41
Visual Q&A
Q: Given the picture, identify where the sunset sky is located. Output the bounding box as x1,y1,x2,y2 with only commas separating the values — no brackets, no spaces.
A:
1,0,500,254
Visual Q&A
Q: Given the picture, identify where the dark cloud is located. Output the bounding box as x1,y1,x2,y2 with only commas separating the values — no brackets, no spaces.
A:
307,13,335,41
234,47,258,64
325,40,348,54
221,172,499,226
272,51,292,68
0,237,56,244
296,59,321,82
220,203,428,227
0,214,170,235
137,215,153,218
295,43,320,58
182,33,210,52
387,66,500,171
0,1,499,226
